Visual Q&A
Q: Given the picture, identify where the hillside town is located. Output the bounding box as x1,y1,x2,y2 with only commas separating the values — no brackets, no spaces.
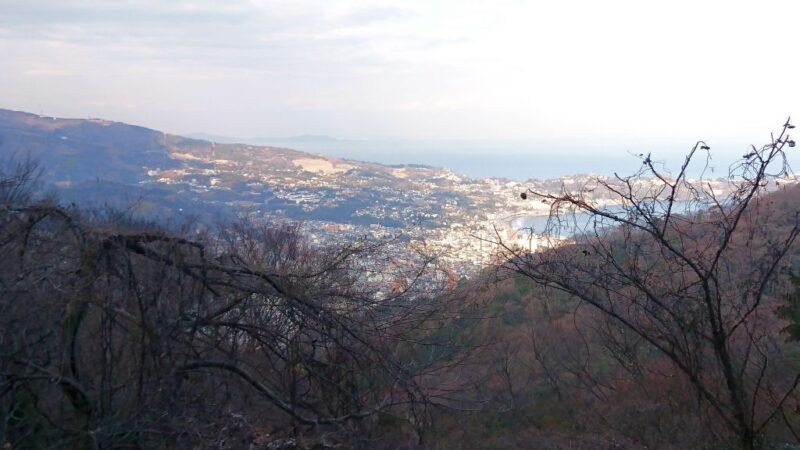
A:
141,139,763,277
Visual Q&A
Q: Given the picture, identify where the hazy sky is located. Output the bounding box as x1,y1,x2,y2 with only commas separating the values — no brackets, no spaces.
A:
1,0,798,146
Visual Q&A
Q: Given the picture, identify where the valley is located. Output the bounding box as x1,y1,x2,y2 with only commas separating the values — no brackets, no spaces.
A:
0,108,770,277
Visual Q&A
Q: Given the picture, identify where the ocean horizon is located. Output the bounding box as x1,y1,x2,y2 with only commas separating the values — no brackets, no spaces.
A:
247,138,778,181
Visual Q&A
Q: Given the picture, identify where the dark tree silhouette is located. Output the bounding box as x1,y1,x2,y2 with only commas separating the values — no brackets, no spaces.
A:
0,158,480,449
499,119,800,448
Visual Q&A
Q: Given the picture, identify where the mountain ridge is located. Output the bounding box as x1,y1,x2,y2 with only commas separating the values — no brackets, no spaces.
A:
0,107,749,274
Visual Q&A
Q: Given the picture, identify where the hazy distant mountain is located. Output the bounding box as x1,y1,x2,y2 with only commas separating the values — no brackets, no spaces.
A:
0,108,751,274
0,109,180,184
0,108,740,237
0,109,471,225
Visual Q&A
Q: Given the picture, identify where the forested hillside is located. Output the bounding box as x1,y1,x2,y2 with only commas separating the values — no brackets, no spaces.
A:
2,121,800,449
0,158,486,449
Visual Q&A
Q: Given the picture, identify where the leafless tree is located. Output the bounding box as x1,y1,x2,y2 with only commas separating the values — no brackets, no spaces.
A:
0,160,481,449
498,119,800,448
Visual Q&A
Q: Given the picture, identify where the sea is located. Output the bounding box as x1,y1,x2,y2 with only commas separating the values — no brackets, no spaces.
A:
511,199,705,237
249,137,782,181
189,133,799,181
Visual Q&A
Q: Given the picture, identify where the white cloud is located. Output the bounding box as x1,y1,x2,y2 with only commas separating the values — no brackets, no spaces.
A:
0,0,797,145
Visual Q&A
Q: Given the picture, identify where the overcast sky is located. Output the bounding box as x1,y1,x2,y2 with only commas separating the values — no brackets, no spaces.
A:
0,0,798,147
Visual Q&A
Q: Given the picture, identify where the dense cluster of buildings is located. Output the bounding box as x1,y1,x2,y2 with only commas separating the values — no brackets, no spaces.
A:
142,147,761,278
